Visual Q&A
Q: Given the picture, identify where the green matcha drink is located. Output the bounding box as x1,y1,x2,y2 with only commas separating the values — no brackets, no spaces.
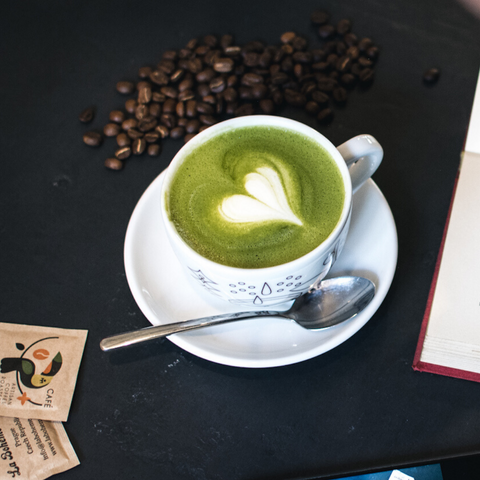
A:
166,125,345,269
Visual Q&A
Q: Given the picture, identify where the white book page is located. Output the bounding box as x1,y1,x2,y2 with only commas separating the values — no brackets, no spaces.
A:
422,151,480,349
465,68,480,155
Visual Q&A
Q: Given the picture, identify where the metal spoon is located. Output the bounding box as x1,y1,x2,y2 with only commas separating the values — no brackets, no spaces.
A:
100,276,375,352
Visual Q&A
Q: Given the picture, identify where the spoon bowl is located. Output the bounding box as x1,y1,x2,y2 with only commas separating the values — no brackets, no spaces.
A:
100,276,375,352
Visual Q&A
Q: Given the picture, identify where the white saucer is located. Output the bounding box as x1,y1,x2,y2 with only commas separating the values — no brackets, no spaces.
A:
124,172,398,368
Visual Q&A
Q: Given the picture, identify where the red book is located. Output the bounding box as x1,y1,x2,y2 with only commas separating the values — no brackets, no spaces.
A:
413,70,480,381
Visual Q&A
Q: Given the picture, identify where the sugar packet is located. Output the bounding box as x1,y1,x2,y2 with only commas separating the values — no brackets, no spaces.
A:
0,416,79,479
0,323,88,422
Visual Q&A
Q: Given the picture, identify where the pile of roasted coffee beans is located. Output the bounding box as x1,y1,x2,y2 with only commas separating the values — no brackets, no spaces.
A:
80,9,380,170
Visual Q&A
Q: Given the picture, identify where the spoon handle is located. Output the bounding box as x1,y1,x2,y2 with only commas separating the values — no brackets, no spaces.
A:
100,310,276,351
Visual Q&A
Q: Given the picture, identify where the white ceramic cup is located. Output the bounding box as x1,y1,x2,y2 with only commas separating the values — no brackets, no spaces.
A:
160,115,383,307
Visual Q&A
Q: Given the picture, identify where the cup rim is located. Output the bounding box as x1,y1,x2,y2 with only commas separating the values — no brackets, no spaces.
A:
160,115,353,276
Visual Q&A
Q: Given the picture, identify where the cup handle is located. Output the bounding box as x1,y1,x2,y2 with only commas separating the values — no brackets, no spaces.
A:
336,134,383,194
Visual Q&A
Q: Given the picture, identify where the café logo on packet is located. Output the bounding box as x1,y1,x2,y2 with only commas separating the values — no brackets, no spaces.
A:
1,338,63,408
0,323,87,422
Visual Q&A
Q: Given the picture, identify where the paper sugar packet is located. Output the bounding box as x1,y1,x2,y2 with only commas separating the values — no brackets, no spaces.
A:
0,416,79,479
0,323,88,422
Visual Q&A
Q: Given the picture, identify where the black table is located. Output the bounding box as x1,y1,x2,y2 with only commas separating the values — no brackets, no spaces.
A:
2,1,480,478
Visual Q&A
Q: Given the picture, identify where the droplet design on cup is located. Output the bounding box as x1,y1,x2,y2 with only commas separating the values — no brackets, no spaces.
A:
261,283,272,295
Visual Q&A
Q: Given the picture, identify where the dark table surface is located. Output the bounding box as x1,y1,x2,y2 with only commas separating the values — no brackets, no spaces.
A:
2,0,480,479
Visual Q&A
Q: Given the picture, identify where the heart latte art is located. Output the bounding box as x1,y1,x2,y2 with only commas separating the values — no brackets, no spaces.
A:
166,126,345,268
220,167,303,226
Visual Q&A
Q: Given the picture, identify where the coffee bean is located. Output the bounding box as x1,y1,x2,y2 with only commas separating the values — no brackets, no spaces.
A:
358,38,374,52
196,69,216,83
186,100,197,117
144,131,160,143
170,126,185,139
155,125,170,138
310,10,330,25
176,101,186,118
358,56,373,68
226,102,238,115
160,86,178,99
366,46,380,61
359,68,374,84
138,117,158,132
109,110,125,124
135,104,148,120
178,90,195,102
163,50,178,61
251,84,268,99
292,36,308,51
197,83,210,97
83,131,103,147
137,86,152,104
149,103,162,118
285,89,307,107
336,56,352,72
340,73,356,87
292,51,312,63
272,89,284,105
317,107,334,123
104,123,121,137
214,58,234,73
311,89,329,105
170,69,185,83
149,70,169,86
318,77,337,92
344,32,358,46
125,99,137,115
223,87,238,102
148,143,161,156
333,87,348,104
423,67,440,84
197,102,214,115
239,86,254,100
327,53,339,66
243,52,260,67
122,118,138,131
179,78,194,92
271,72,290,85
116,133,131,147
350,63,363,76
280,31,296,44
234,103,255,116
199,114,217,125
185,119,201,134
163,98,177,114
337,19,352,35
346,46,360,60
281,44,294,55
161,113,177,128
318,24,336,39
241,72,264,86
105,157,123,170
198,125,210,133
259,98,275,114
305,101,320,116
127,129,144,140
138,66,153,79
312,61,330,72
132,138,146,155
79,107,95,123
158,60,176,75
224,46,242,57
152,92,166,103
202,94,216,105
115,146,131,160
116,81,135,94
209,77,226,93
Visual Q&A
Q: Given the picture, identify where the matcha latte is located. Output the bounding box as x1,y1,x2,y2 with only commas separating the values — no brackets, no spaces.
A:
166,125,345,269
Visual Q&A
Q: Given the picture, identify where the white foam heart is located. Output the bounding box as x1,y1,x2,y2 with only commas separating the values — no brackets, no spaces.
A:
219,167,302,226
